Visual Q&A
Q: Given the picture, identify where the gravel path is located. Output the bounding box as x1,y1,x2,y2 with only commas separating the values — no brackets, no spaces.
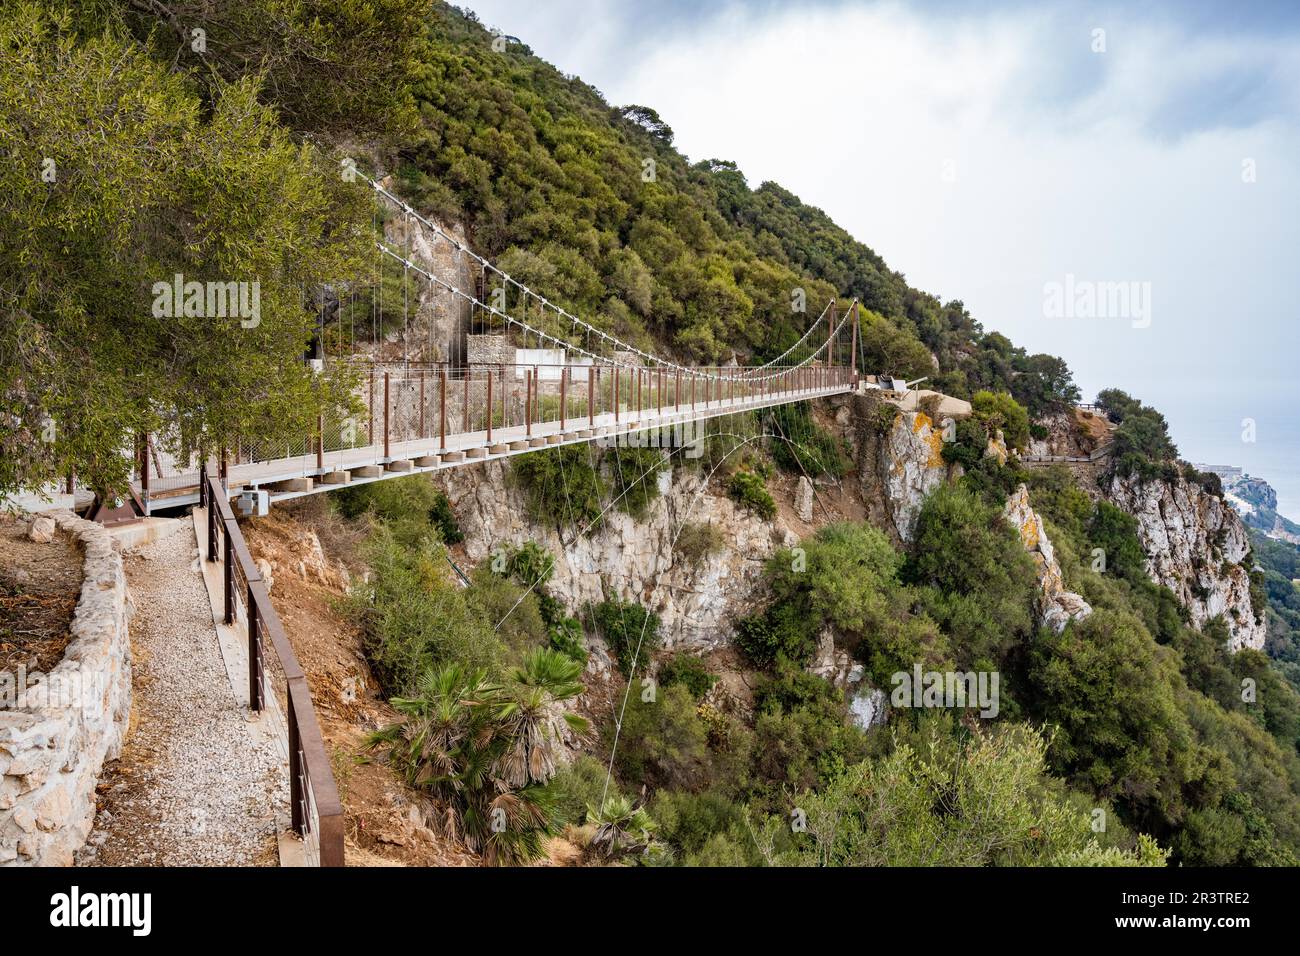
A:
79,522,286,866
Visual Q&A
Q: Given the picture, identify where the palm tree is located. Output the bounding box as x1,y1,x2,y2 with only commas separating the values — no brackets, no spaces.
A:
370,649,589,865
588,794,657,860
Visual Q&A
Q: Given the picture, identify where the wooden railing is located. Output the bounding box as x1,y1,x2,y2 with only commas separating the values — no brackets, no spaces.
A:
199,465,344,866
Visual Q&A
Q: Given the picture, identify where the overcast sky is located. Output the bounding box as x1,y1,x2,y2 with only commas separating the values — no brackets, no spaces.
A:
464,0,1300,516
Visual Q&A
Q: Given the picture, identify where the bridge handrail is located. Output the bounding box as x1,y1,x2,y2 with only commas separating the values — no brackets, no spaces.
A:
199,467,345,866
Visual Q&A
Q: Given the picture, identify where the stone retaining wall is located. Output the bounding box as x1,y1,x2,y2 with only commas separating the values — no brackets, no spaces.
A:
0,512,133,866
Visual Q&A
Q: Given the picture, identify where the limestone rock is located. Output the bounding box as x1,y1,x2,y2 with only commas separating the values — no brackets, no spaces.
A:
1107,472,1264,651
1003,485,1093,634
880,410,952,542
26,515,55,544
795,476,815,523
437,461,794,650
255,558,274,593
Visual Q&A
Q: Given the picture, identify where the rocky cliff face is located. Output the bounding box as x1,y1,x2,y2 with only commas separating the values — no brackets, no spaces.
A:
436,461,798,650
844,395,957,544
1003,485,1093,634
1107,473,1264,651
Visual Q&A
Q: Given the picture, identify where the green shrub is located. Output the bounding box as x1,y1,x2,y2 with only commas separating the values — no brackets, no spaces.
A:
467,567,547,662
728,469,776,518
511,445,606,529
939,416,988,471
608,446,667,518
762,722,1169,867
333,474,452,548
972,390,1030,450
503,540,555,589
612,683,711,791
768,402,851,478
589,598,661,675
548,755,614,829
659,652,717,700
429,492,463,544
548,616,588,665
347,525,499,693
736,601,817,669
904,485,1038,671
651,788,746,857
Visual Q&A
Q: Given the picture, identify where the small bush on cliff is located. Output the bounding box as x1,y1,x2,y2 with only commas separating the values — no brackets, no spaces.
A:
589,598,661,675
673,521,725,566
728,469,777,518
971,390,1030,450
768,402,852,478
940,416,988,471
612,683,712,791
511,445,606,529
608,446,667,518
659,652,717,700
736,600,817,669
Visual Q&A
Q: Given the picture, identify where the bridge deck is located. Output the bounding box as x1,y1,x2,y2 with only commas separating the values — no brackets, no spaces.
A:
143,381,854,512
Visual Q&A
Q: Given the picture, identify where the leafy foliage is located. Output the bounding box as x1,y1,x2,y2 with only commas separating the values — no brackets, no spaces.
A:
766,723,1167,867
658,652,718,701
0,3,375,499
589,598,661,676
370,651,589,865
727,469,777,518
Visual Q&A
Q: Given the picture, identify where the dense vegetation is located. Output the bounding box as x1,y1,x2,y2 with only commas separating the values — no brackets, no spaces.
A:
1254,531,1300,692
7,1,1293,871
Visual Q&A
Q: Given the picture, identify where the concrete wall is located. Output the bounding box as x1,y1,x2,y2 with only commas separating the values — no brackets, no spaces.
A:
0,512,133,866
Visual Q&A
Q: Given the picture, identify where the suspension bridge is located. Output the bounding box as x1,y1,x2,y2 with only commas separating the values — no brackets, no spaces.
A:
80,170,871,520
16,173,877,869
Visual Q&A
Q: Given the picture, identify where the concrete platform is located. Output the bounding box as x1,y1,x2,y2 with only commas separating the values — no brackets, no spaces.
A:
385,460,413,472
107,516,184,551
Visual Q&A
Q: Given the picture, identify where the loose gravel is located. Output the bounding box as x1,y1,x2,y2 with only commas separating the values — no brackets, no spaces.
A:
79,522,286,866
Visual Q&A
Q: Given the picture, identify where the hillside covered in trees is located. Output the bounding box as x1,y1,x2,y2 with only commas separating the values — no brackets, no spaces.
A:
4,1,1298,871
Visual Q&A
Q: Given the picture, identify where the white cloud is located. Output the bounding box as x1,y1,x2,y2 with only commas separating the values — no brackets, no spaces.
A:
466,0,1300,508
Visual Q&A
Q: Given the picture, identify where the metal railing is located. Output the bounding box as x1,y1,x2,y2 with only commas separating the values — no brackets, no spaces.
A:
199,465,345,866
135,359,856,504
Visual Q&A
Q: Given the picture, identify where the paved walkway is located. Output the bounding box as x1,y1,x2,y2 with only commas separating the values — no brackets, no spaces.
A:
79,522,285,866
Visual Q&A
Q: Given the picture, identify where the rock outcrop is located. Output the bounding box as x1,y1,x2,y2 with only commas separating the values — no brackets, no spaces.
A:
807,630,886,730
1107,473,1264,651
880,409,951,542
437,461,796,650
1003,485,1093,634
